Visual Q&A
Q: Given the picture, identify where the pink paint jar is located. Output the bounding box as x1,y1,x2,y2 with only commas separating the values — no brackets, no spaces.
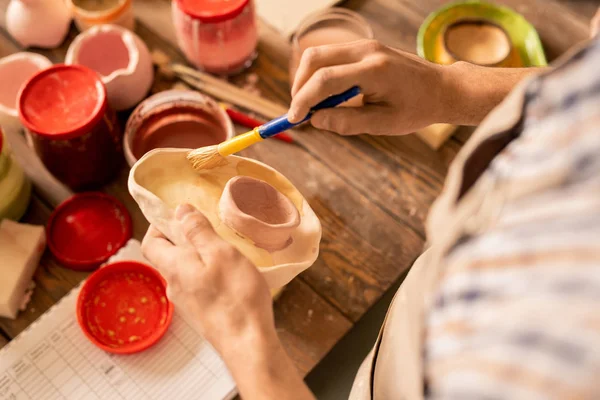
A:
124,90,234,167
18,64,123,190
172,0,258,75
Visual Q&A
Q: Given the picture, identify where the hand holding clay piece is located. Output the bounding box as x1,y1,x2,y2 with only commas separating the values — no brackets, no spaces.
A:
219,176,300,252
128,149,321,289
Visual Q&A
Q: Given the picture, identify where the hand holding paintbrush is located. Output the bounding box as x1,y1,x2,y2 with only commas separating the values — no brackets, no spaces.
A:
187,86,361,171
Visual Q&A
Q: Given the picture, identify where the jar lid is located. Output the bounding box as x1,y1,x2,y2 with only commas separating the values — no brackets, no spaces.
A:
176,0,250,23
76,260,174,354
47,193,132,270
18,64,107,140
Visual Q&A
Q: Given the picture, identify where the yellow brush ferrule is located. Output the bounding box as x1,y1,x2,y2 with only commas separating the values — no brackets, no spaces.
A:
217,128,263,157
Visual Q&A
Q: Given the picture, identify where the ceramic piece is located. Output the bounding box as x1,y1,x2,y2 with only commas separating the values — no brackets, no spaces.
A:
66,25,153,111
219,176,301,252
69,0,135,31
443,19,512,66
0,52,52,135
128,149,321,290
6,0,72,49
417,1,547,68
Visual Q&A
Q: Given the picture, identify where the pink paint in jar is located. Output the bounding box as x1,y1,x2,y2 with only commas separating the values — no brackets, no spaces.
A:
18,64,123,191
172,0,258,75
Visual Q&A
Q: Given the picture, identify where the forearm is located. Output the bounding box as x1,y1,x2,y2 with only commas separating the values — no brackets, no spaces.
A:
438,62,548,126
218,326,315,400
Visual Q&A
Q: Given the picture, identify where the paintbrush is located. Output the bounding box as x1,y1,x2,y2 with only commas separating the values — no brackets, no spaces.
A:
187,86,360,170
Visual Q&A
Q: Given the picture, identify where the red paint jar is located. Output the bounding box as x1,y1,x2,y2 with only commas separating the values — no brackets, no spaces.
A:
172,0,258,75
18,64,122,190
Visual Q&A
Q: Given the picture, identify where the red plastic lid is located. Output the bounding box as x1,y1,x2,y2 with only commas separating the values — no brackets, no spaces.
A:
18,64,107,140
176,0,250,23
77,260,174,354
47,193,132,270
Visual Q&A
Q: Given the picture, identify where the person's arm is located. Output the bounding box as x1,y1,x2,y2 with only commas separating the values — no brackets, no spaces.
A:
441,61,546,126
287,40,546,136
142,205,315,400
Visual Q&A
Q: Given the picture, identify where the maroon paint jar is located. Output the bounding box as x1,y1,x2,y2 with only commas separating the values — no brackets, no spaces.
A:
18,64,122,190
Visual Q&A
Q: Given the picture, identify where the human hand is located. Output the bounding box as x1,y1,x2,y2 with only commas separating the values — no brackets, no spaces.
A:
592,7,600,38
141,204,276,355
288,39,449,135
142,205,316,400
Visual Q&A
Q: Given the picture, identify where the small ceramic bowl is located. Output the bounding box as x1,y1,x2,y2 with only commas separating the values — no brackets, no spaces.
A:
0,52,52,134
219,176,301,252
123,90,235,167
69,0,135,32
442,19,512,67
66,24,153,111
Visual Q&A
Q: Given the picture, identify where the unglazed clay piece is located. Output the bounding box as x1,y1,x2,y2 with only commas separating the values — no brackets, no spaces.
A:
0,52,52,135
219,176,300,252
6,0,72,49
66,25,153,111
128,149,321,290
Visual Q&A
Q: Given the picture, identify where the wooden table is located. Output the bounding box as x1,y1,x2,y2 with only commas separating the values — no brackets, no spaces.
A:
0,0,596,377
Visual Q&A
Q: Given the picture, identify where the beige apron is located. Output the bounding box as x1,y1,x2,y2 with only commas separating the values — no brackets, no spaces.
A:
348,36,598,399
348,71,535,400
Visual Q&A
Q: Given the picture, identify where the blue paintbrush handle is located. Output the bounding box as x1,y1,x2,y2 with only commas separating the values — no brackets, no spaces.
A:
257,86,361,139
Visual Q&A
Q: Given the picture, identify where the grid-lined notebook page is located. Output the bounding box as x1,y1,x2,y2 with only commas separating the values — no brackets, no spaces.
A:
0,241,237,400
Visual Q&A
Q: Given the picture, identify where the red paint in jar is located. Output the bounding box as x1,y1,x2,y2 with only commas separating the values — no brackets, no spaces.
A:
124,90,234,167
172,0,258,75
18,64,123,190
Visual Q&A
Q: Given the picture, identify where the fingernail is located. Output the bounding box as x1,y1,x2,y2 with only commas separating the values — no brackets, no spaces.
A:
175,204,195,221
287,110,297,122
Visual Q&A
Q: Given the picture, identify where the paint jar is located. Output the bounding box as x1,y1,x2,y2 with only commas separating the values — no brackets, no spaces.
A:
172,0,258,75
124,90,235,167
290,8,373,106
18,65,123,190
69,0,135,32
0,128,32,221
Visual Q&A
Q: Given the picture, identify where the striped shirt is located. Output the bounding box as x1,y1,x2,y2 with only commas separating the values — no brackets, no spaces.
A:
425,36,600,399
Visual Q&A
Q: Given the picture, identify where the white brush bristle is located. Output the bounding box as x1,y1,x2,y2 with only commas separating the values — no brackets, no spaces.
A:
187,146,227,171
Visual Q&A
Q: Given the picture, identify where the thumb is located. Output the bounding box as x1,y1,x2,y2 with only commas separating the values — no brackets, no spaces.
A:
311,105,393,136
175,204,222,249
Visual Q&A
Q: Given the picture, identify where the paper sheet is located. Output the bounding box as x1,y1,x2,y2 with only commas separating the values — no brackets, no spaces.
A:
0,240,237,400
255,0,342,38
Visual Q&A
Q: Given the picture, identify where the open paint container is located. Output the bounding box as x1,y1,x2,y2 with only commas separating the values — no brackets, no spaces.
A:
417,1,547,68
77,260,174,354
290,8,372,107
69,0,135,32
124,90,235,167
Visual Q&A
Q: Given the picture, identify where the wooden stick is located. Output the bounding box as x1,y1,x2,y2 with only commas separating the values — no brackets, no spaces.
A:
171,64,288,118
178,75,286,120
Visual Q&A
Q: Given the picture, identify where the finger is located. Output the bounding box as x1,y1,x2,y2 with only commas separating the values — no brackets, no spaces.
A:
289,62,373,123
175,204,224,250
311,106,395,136
142,225,176,272
291,41,368,97
592,8,600,38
